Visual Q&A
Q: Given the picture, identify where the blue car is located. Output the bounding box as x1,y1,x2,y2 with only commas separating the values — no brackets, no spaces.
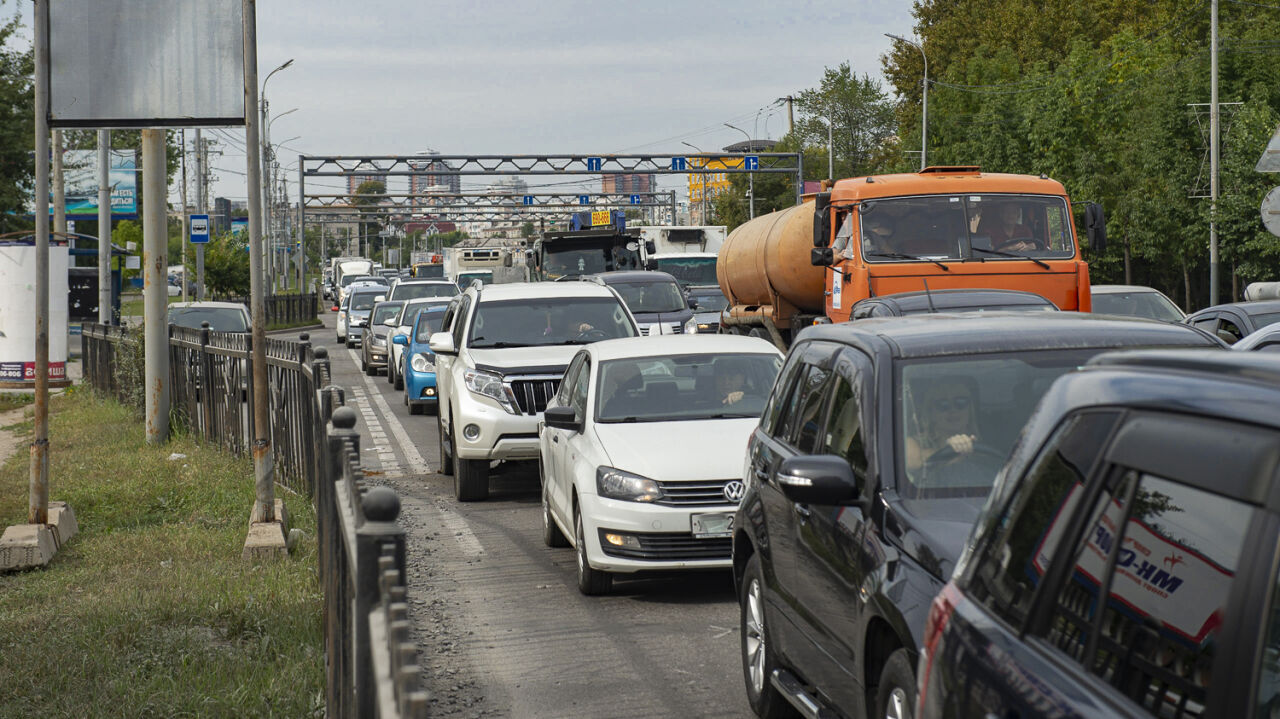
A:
394,305,447,415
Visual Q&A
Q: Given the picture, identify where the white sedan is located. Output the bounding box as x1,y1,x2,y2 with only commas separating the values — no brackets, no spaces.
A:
538,334,782,595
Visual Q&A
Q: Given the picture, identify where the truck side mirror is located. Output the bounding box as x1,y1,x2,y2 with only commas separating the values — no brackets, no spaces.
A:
813,192,832,248
645,240,656,255
1084,202,1107,253
810,248,833,267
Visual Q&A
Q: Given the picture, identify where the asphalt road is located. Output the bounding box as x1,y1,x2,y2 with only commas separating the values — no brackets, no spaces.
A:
315,314,754,718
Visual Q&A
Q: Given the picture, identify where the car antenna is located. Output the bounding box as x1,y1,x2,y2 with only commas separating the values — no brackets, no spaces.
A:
922,278,938,313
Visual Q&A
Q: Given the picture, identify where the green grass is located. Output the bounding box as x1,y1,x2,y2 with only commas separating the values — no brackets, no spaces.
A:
119,293,183,317
0,389,323,718
0,393,34,414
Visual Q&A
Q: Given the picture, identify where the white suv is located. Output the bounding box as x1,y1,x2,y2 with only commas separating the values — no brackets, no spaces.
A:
429,282,639,501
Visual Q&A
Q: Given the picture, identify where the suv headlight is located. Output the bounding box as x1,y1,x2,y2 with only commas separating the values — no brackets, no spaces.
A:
463,368,519,414
596,467,662,503
410,352,434,372
683,317,698,334
370,334,386,348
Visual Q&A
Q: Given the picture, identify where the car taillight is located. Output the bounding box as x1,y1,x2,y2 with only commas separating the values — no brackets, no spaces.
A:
917,581,961,715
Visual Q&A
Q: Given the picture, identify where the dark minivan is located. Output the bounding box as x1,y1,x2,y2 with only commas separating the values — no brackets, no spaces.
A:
732,313,1222,719
918,350,1280,719
590,271,696,336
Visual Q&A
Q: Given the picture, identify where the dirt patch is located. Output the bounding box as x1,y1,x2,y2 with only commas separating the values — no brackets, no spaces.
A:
0,406,31,460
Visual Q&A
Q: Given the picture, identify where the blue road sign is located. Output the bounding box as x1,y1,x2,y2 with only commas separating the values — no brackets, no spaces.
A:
745,156,759,170
578,195,590,205
522,195,534,205
630,194,641,204
671,157,687,171
586,157,603,172
189,214,210,244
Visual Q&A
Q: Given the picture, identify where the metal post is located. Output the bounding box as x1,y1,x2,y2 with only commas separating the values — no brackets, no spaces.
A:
725,124,755,219
244,0,275,523
1209,0,1220,306
97,130,111,324
196,128,206,300
142,129,169,443
52,130,65,235
886,34,929,170
827,116,834,180
298,159,306,293
180,129,189,302
30,0,50,525
795,153,804,206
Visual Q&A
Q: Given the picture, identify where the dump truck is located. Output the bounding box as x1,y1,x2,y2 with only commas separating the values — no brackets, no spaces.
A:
716,166,1104,348
531,210,653,281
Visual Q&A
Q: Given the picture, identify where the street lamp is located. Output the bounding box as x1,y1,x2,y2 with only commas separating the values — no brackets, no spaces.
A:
886,33,928,170
260,59,294,287
682,141,709,224
725,123,755,219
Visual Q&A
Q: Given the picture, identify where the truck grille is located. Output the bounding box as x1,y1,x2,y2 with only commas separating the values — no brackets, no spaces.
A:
653,479,738,507
506,376,561,415
597,530,732,561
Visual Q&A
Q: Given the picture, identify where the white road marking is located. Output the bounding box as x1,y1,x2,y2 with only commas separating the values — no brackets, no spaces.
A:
347,349,433,476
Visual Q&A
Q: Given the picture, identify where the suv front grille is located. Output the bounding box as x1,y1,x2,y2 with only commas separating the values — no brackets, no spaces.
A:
507,376,561,415
597,530,732,561
639,322,683,336
654,479,737,507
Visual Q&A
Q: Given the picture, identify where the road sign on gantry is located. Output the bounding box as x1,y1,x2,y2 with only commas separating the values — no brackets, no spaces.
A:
189,214,210,244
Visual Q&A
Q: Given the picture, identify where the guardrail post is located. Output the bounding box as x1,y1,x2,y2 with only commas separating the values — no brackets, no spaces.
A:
355,486,405,718
324,404,358,717
199,322,213,443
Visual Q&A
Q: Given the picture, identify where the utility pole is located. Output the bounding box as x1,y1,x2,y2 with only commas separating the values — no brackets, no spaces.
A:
52,130,65,235
180,129,189,302
195,128,207,300
141,128,169,444
1209,0,1220,306
30,0,50,525
97,130,111,324
785,96,794,135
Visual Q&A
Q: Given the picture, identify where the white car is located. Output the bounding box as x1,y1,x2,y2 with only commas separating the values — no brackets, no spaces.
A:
387,298,451,390
387,278,459,302
538,334,782,595
430,281,639,502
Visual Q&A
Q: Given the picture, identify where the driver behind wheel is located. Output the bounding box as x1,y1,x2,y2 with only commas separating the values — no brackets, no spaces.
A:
904,376,980,473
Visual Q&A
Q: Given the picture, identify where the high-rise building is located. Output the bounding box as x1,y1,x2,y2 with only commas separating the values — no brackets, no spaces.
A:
409,151,460,195
213,197,232,235
602,173,655,194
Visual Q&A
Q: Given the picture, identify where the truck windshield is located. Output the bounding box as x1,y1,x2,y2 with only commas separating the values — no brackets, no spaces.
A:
654,256,718,286
610,280,687,314
595,353,782,422
468,297,637,348
541,240,642,280
860,194,1075,263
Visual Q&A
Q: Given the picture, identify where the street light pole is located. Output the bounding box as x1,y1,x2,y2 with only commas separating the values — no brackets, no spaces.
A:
725,123,755,219
260,58,293,293
682,141,707,224
887,33,928,170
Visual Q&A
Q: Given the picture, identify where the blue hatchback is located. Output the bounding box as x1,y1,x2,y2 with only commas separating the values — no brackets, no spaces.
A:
394,305,447,415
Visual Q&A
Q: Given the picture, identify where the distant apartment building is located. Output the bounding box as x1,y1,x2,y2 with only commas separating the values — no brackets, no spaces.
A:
602,173,655,195
409,151,460,196
213,197,232,235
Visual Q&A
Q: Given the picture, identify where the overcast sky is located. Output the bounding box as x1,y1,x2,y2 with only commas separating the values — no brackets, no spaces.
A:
16,0,916,207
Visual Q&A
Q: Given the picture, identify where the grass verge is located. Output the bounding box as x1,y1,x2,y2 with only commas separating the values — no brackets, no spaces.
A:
0,388,323,718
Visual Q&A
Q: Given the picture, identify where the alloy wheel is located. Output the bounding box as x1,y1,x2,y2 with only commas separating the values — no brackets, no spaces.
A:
745,578,766,696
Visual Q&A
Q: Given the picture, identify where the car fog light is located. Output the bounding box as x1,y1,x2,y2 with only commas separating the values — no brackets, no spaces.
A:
424,388,436,397
604,532,642,549
463,423,481,440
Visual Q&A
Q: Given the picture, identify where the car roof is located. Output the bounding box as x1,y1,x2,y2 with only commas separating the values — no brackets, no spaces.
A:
167,301,247,311
349,287,385,297
592,270,678,284
584,334,781,362
472,281,621,302
396,278,456,285
1188,299,1280,317
1090,284,1170,295
798,311,1219,359
863,288,1054,311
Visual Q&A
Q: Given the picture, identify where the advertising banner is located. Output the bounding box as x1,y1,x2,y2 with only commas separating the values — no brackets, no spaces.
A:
49,149,138,220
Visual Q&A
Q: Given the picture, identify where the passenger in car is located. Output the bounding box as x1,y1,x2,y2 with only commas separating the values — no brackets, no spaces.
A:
905,377,980,472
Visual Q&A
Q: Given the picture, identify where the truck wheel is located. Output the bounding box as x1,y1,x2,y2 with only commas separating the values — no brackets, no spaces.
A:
873,648,916,719
575,507,611,595
438,414,454,476
455,458,489,502
740,553,799,719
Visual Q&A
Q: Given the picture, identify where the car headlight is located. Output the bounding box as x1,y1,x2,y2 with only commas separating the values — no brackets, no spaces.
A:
463,368,519,414
596,467,662,503
683,317,698,334
698,323,712,331
410,352,434,372
370,334,386,347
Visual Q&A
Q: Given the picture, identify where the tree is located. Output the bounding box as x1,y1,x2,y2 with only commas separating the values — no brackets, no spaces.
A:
200,233,250,297
0,6,33,233
793,62,898,178
520,221,535,238
351,180,385,257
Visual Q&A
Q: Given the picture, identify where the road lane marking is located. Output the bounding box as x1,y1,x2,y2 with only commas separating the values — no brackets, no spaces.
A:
347,349,433,476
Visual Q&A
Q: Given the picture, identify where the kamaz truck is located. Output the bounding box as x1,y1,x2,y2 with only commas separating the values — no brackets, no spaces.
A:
531,210,655,281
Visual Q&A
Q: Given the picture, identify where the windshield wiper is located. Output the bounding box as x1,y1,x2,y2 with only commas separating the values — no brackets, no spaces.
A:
867,252,950,272
705,412,757,419
970,246,1050,270
469,340,528,349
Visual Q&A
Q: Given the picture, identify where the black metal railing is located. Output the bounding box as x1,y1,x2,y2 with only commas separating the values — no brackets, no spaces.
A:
82,324,428,717
217,293,319,327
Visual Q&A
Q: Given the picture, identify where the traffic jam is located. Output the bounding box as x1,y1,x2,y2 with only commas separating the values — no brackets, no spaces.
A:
329,168,1280,719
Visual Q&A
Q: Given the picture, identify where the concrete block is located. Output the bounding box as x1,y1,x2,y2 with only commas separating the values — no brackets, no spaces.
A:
249,499,290,531
242,521,288,561
0,524,58,571
47,501,77,545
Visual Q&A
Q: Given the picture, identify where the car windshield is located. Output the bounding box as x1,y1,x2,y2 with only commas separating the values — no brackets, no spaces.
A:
610,280,687,313
859,194,1076,262
414,309,448,342
595,353,782,423
350,292,381,311
468,297,636,348
689,289,729,313
342,274,383,287
897,349,1101,501
167,307,248,332
371,302,403,326
540,240,643,280
1092,290,1184,322
391,283,458,301
654,257,718,286
413,264,445,279
400,301,446,328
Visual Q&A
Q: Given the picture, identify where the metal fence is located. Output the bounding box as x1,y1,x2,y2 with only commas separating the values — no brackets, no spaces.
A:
217,293,319,327
81,324,428,718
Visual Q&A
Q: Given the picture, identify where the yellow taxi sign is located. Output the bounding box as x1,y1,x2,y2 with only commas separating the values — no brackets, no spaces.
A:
591,210,612,227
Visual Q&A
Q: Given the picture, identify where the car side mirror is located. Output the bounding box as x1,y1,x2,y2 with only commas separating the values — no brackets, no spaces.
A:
392,334,408,346
645,240,656,255
428,331,456,355
777,455,862,507
810,248,834,267
383,317,397,327
543,405,581,433
687,297,699,309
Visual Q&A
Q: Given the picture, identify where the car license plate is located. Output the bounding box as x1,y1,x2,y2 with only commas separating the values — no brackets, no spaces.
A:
691,512,733,539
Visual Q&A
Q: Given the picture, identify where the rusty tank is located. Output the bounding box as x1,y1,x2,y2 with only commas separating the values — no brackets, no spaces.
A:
716,199,825,331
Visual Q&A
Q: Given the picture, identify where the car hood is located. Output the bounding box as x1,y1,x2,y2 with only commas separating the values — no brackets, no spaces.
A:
467,344,579,374
694,310,720,324
888,495,987,581
591,418,757,481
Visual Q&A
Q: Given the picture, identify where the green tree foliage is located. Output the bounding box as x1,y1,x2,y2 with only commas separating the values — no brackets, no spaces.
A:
352,180,386,258
200,233,251,297
793,62,899,179
0,6,33,233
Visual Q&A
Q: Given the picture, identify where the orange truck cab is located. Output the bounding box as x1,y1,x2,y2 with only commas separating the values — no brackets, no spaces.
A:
716,166,1104,347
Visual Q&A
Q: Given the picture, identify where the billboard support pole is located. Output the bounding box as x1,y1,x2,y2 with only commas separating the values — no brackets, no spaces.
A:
195,129,206,300
30,0,50,526
52,130,65,235
141,129,169,444
97,130,111,324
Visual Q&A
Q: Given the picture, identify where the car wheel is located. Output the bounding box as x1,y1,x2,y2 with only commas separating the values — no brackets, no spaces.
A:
541,460,569,548
394,364,404,390
386,361,395,386
574,507,611,595
455,458,489,502
740,553,798,719
438,412,454,476
873,648,916,719
336,333,342,343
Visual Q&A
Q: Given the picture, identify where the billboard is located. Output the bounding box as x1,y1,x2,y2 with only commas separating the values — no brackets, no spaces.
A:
51,149,137,220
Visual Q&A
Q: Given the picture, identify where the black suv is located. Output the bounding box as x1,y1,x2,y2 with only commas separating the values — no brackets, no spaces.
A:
918,350,1280,719
731,313,1221,719
849,289,1058,319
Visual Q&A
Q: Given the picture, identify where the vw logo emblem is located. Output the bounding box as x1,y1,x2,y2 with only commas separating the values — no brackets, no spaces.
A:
723,480,746,504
